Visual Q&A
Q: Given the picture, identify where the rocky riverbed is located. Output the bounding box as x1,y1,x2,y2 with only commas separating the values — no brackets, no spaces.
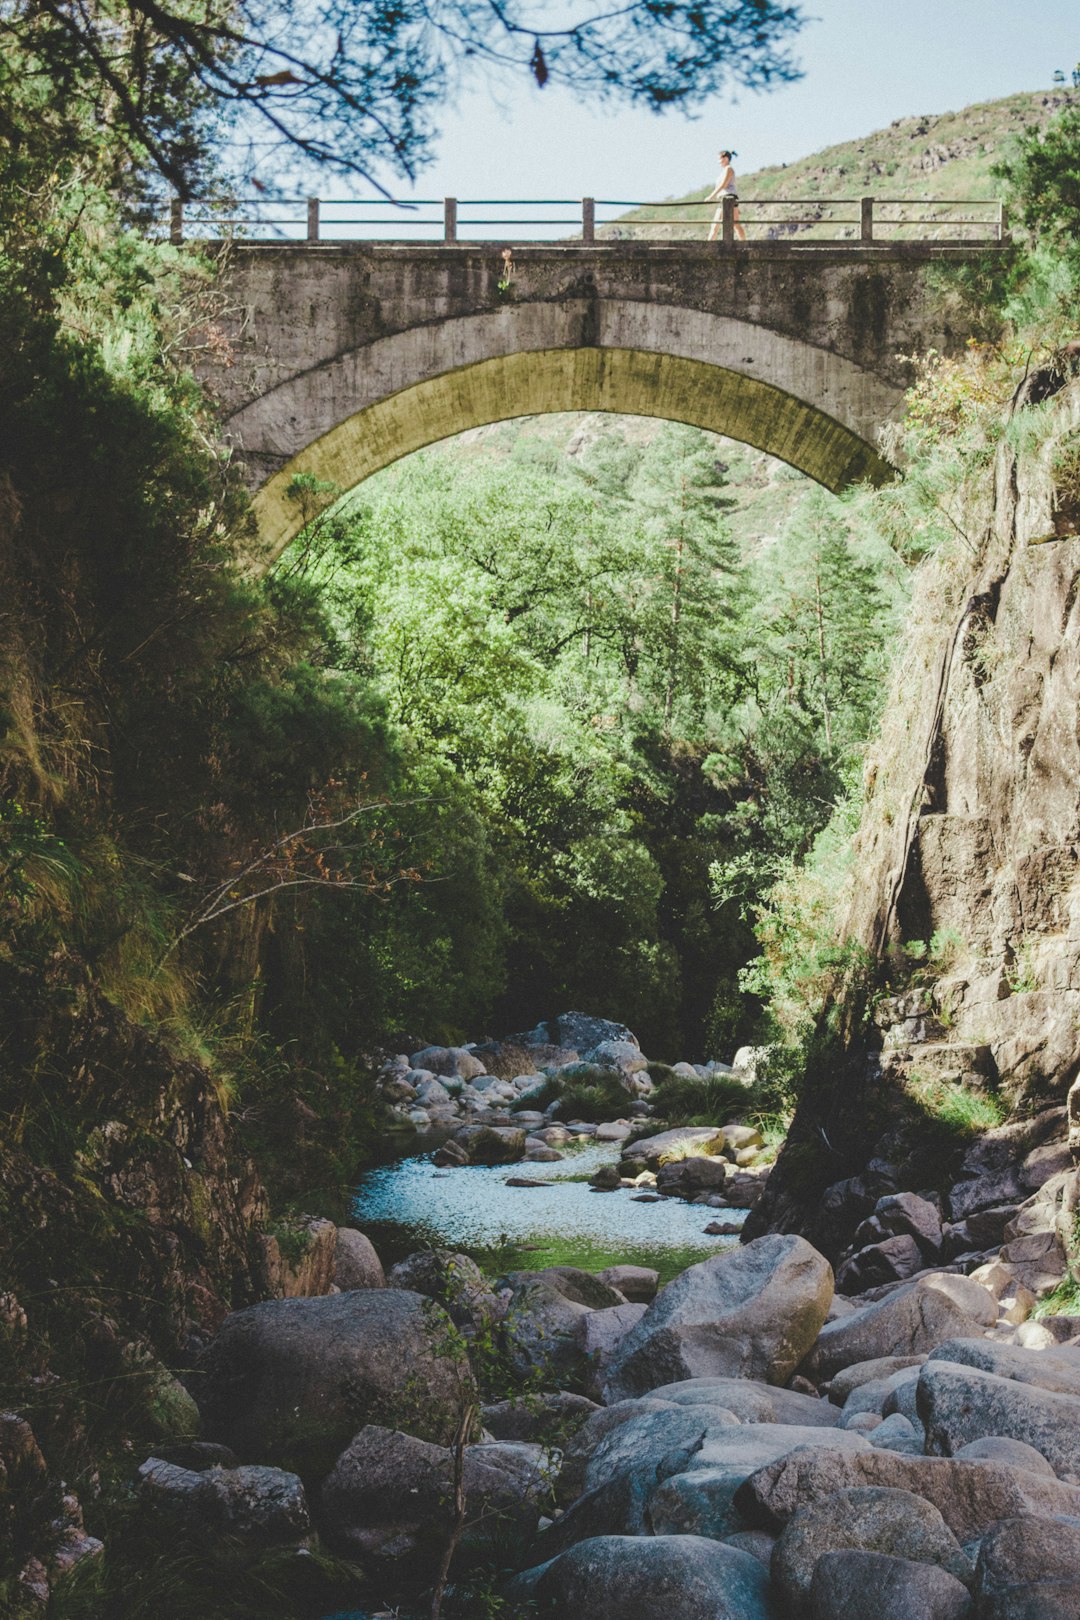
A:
19,1010,1080,1616
119,1204,1080,1620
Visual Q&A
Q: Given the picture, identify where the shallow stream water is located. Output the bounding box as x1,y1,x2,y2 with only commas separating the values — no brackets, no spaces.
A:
352,1138,746,1282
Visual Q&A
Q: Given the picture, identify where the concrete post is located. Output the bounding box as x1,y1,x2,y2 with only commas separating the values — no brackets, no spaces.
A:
722,195,735,246
582,198,595,244
170,198,183,245
306,197,320,242
444,198,458,243
860,197,874,243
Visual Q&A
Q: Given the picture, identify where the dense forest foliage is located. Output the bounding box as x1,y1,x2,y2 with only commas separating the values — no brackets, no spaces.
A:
277,424,897,1059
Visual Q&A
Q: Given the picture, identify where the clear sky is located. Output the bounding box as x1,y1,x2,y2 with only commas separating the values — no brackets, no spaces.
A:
401,0,1078,206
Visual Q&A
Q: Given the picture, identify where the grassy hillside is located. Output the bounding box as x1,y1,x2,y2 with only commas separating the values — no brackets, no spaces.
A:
605,87,1074,239
435,89,1077,543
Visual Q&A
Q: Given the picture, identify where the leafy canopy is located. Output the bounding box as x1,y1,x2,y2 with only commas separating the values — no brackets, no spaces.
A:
0,0,806,194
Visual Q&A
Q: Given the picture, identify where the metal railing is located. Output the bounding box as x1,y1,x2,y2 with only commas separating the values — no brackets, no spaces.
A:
164,194,1008,246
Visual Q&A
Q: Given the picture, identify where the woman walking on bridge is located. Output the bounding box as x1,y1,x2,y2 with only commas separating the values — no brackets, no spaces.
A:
706,150,746,241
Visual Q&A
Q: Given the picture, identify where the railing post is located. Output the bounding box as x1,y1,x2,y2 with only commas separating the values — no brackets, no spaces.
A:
722,195,735,246
307,197,320,242
860,196,873,243
443,197,457,243
998,200,1008,242
170,198,183,245
582,197,595,244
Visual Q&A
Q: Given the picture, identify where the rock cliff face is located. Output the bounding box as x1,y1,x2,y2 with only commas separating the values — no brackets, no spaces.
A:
748,380,1080,1261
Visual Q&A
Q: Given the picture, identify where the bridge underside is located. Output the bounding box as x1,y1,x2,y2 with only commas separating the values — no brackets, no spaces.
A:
248,346,895,566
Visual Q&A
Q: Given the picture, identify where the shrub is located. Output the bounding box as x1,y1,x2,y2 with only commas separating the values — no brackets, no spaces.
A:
650,1071,756,1126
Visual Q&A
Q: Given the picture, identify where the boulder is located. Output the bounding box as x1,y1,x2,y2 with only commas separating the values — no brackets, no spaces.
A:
973,1514,1080,1618
594,1122,632,1142
603,1235,834,1400
409,1045,486,1079
553,1395,681,1502
735,1445,1080,1544
926,1335,1080,1398
443,1124,527,1165
575,1303,647,1400
138,1458,311,1548
772,1486,972,1614
583,1040,648,1075
505,1534,772,1620
947,1110,1066,1220
623,1127,726,1169
386,1249,502,1331
852,1193,943,1255
646,1377,842,1427
724,1529,776,1568
261,1215,338,1299
197,1290,476,1475
869,1412,922,1453
829,1356,926,1405
597,1264,659,1303
836,1235,925,1294
953,1436,1055,1475
580,1404,743,1498
538,1465,658,1551
809,1550,973,1620
482,1391,598,1444
320,1425,548,1562
919,1360,1080,1477
656,1156,728,1199
648,1426,871,1540
547,1013,638,1051
502,1269,623,1384
333,1228,385,1291
802,1274,997,1382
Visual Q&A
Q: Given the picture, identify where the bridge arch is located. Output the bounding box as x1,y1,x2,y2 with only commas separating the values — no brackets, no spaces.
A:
227,298,901,567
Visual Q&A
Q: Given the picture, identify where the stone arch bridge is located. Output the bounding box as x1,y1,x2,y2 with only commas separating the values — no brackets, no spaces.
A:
203,238,998,566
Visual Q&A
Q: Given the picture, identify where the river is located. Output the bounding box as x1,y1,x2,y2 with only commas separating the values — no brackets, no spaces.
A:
352,1138,745,1282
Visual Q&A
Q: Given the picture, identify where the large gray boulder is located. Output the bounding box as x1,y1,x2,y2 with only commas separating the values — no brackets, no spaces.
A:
197,1290,475,1476
576,1303,647,1400
505,1534,772,1620
734,1445,1080,1544
446,1123,526,1164
919,1360,1080,1477
386,1249,503,1331
320,1425,548,1562
802,1274,996,1382
656,1156,728,1200
648,1425,871,1540
583,1039,648,1075
772,1486,972,1614
597,1265,659,1303
482,1391,599,1444
829,1356,926,1405
137,1458,311,1548
852,1192,944,1257
647,1377,841,1427
503,1269,626,1384
333,1228,385,1291
580,1404,743,1497
548,1013,638,1051
809,1550,973,1620
410,1045,486,1079
603,1235,833,1400
622,1126,726,1169
973,1514,1080,1618
926,1336,1080,1398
